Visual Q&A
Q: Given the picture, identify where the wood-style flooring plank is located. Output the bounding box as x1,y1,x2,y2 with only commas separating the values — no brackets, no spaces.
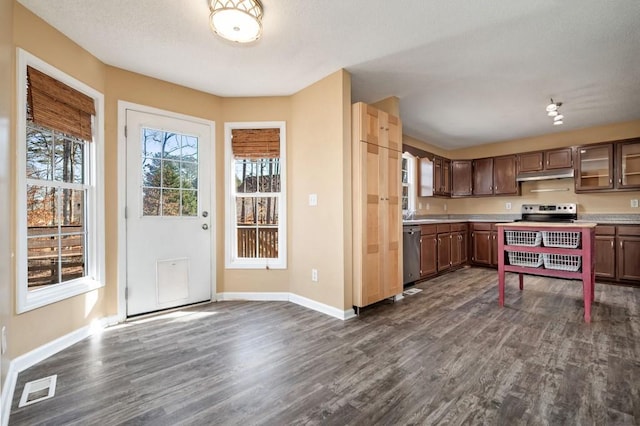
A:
9,268,640,425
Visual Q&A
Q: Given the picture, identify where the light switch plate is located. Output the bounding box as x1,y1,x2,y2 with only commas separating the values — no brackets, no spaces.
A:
631,199,639,208
505,202,512,210
309,194,318,206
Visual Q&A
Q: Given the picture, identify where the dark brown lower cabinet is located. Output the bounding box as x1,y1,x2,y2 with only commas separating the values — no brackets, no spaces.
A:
420,232,437,277
471,223,493,266
437,232,451,272
595,226,616,279
618,226,640,282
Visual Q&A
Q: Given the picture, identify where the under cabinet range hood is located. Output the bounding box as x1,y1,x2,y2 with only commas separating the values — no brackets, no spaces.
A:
516,168,575,182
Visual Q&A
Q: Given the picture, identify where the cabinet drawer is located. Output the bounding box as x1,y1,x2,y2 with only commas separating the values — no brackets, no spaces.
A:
618,225,640,236
437,224,451,233
450,223,467,232
596,225,616,236
471,223,492,231
421,224,438,235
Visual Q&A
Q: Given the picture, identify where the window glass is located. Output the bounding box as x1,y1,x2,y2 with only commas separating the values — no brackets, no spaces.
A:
141,127,199,217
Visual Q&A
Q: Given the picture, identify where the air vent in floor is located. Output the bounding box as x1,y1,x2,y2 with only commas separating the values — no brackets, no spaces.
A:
19,375,57,408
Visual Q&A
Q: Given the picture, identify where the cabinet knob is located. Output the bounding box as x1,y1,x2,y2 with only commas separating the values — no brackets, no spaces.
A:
619,178,622,184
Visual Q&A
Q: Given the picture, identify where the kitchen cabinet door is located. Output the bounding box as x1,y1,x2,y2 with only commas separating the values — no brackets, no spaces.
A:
575,144,614,192
437,233,451,272
418,157,434,197
452,160,473,196
352,102,403,308
442,158,452,196
473,158,494,195
546,147,573,169
617,227,640,282
493,155,518,195
617,138,640,190
491,230,499,267
460,231,469,264
518,151,543,173
451,231,467,267
420,233,437,277
595,235,616,279
472,229,492,266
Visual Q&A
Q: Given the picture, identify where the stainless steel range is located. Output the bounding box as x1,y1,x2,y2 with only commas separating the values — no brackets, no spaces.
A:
516,203,577,223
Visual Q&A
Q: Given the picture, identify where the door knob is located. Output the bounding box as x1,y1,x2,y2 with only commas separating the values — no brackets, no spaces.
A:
202,224,209,230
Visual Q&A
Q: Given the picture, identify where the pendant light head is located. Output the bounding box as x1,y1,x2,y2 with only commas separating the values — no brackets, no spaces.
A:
546,98,565,125
209,0,264,43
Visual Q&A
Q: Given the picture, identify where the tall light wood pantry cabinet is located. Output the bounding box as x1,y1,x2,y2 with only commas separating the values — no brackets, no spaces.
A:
352,102,403,308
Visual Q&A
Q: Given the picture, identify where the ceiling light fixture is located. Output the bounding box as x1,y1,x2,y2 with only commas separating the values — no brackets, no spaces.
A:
546,98,564,125
209,0,264,43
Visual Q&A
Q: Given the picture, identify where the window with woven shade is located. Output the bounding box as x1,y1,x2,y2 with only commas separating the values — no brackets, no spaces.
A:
17,49,105,313
226,123,286,269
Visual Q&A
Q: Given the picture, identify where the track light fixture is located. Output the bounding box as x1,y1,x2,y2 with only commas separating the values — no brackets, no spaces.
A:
546,98,564,125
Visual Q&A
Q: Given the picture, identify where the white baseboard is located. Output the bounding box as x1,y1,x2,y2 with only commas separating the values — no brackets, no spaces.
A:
288,293,356,320
216,292,289,302
217,292,356,321
0,315,118,426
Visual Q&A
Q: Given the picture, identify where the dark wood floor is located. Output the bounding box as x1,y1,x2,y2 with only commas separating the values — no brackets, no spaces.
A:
10,268,640,425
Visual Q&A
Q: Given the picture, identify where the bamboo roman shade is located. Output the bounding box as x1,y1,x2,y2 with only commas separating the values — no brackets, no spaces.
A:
27,66,96,141
231,128,280,159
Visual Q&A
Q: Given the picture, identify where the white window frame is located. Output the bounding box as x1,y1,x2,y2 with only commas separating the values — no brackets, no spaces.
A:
224,121,286,269
402,152,417,215
16,48,105,313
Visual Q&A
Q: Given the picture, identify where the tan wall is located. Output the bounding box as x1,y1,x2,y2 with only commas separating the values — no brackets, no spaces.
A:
9,4,108,358
412,120,640,216
1,0,13,390
218,97,292,293
7,3,353,361
104,67,224,312
290,70,350,310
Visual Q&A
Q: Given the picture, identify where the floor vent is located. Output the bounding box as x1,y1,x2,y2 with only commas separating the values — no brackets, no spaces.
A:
19,375,57,408
403,288,423,296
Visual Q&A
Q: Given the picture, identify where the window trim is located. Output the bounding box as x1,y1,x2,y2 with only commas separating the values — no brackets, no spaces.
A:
224,121,287,269
16,48,105,313
402,151,417,214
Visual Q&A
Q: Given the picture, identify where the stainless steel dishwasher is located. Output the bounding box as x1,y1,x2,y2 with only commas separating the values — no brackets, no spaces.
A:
403,225,421,285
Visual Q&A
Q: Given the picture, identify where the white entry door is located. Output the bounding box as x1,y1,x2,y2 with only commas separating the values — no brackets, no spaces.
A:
125,109,213,316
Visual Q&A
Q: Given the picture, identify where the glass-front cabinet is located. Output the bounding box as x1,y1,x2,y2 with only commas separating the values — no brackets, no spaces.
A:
618,139,640,189
576,144,614,191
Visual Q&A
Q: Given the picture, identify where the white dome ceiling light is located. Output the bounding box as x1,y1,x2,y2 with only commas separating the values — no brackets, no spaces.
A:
209,0,264,44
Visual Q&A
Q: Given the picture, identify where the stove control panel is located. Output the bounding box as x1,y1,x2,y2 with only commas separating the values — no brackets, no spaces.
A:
520,203,577,214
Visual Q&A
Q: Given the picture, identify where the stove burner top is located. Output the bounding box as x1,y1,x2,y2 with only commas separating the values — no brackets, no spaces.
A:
518,203,577,223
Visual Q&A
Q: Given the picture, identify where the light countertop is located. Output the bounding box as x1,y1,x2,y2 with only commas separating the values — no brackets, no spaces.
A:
495,222,598,228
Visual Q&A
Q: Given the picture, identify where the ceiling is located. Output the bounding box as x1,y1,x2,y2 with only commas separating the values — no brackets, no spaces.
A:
17,0,640,149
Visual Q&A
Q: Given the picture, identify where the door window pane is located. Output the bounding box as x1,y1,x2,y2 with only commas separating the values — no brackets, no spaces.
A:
141,127,199,217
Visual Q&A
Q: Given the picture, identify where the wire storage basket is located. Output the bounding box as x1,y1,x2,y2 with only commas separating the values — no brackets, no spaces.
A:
507,251,544,268
505,230,542,247
543,253,582,271
541,231,580,248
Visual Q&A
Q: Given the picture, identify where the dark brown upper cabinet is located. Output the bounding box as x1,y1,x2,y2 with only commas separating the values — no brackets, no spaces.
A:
493,155,519,195
575,143,614,192
472,158,494,196
518,147,573,173
433,156,451,196
451,160,473,197
617,138,640,190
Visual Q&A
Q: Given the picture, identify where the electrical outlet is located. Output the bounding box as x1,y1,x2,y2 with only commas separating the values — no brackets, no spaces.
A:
418,201,422,209
443,203,447,211
311,269,318,282
631,199,639,208
505,202,512,210
426,203,430,210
